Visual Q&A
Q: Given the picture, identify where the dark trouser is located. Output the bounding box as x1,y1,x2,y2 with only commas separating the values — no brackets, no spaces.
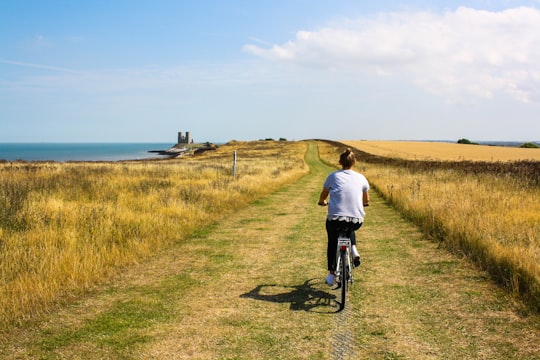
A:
326,220,362,271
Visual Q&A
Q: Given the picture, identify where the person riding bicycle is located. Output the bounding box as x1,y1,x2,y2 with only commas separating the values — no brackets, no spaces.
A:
318,148,370,286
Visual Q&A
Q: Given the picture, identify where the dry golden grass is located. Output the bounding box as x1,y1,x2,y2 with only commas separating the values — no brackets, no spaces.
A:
319,141,540,309
367,165,540,300
344,140,540,162
0,140,308,326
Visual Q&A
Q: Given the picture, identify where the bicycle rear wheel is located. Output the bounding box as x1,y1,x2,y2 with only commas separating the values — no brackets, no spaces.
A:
340,249,348,310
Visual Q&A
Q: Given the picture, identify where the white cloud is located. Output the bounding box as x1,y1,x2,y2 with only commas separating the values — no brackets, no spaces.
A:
0,58,84,74
243,7,540,103
33,34,51,47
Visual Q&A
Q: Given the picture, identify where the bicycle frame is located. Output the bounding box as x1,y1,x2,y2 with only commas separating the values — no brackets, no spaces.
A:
335,233,354,310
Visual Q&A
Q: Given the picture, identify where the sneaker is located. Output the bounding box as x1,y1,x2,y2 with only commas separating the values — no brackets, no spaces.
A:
352,245,361,267
325,273,335,286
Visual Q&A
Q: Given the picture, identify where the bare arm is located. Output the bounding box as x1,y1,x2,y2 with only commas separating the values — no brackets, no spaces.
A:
318,188,330,206
363,191,370,207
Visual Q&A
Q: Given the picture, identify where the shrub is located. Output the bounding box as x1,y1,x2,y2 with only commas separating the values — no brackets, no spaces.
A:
520,142,539,149
457,138,478,145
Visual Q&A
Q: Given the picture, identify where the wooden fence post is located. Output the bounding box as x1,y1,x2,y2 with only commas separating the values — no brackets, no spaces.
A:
233,150,237,178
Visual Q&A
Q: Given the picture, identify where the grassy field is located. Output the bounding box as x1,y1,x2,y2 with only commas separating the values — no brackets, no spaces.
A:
321,140,540,310
0,140,308,326
1,141,538,359
344,140,540,162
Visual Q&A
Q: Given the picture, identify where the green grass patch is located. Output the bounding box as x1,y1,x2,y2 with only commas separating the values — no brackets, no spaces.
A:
35,274,196,358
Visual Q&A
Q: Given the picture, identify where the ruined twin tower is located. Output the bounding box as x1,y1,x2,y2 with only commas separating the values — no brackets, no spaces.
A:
177,131,191,144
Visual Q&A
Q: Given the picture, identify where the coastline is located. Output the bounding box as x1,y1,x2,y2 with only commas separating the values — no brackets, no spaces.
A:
0,143,174,162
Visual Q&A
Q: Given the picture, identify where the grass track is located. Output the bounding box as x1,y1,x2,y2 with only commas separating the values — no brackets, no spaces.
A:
1,141,539,359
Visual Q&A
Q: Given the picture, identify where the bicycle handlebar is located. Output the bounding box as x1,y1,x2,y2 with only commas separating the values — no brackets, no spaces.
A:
319,202,369,207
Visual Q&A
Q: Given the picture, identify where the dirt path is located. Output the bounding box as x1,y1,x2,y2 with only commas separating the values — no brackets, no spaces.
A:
2,142,539,359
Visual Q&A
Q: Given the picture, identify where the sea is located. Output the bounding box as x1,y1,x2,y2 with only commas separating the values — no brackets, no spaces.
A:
0,143,175,162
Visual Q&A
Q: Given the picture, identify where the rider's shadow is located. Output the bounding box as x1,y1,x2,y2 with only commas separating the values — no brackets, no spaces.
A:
240,279,338,313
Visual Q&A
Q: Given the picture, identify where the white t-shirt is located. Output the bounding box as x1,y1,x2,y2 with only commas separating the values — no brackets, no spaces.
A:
323,169,369,222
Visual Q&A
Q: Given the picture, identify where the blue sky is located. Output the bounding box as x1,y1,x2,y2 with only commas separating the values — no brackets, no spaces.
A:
1,0,539,143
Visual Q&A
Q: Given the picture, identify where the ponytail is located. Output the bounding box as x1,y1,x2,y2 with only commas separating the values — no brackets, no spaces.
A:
339,148,356,168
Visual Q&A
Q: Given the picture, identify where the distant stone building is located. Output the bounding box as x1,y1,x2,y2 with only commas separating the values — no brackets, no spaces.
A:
178,131,192,144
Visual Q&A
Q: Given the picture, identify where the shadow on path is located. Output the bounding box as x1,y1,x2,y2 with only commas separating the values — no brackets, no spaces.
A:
240,279,340,313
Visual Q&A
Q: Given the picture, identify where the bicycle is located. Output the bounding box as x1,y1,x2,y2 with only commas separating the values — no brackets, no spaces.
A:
318,201,365,311
333,222,356,310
